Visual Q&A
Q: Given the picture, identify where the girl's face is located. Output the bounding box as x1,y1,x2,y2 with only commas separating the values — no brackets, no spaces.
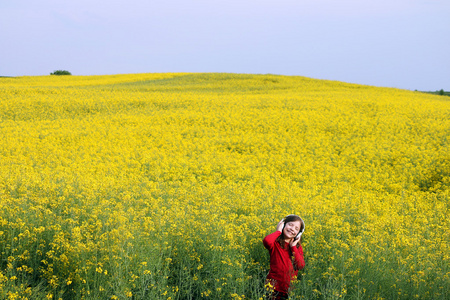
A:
283,220,301,240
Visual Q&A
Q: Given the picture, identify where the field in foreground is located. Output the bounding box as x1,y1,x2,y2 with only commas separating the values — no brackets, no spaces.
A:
0,73,449,299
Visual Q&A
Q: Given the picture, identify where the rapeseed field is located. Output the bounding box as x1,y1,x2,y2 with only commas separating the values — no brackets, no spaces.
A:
0,73,449,299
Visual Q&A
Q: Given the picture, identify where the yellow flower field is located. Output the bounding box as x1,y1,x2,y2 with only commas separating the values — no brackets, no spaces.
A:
0,73,449,299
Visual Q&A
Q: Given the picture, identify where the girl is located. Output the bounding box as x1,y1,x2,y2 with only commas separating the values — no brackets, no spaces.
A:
263,215,305,299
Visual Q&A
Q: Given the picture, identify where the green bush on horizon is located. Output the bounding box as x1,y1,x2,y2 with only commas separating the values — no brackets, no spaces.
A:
50,70,72,76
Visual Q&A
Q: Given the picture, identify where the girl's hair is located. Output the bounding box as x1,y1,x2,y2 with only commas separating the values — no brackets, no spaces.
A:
276,214,305,248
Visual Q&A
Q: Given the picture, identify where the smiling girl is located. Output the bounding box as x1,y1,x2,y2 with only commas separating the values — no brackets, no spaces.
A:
263,215,305,299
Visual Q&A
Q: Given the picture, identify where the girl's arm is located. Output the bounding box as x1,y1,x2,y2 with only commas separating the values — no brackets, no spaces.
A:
263,219,284,250
291,244,305,271
263,231,281,250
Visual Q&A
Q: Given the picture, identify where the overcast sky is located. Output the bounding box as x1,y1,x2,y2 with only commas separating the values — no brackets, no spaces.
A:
1,0,449,90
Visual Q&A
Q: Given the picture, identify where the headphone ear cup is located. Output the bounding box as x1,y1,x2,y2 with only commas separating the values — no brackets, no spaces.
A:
296,226,305,240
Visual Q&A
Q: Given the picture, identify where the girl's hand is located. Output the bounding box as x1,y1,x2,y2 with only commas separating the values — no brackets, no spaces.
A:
290,236,301,247
276,219,285,232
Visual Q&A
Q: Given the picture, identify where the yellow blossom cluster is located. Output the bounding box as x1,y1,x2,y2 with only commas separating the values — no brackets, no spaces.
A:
0,73,449,299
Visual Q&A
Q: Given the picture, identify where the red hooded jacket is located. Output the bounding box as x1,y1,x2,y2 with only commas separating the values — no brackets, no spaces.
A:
263,231,305,293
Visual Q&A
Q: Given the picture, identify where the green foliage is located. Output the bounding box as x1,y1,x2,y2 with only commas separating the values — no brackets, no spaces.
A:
421,89,450,97
50,70,72,76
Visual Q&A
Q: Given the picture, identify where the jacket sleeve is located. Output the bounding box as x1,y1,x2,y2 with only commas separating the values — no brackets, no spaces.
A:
263,231,281,250
291,244,305,271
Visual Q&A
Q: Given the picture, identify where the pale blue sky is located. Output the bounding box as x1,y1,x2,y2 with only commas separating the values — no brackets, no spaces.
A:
1,0,449,90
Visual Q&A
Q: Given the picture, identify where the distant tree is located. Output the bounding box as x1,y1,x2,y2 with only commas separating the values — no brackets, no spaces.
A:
439,89,444,95
50,70,72,75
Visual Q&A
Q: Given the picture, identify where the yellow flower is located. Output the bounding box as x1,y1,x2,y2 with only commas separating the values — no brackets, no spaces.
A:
0,73,448,299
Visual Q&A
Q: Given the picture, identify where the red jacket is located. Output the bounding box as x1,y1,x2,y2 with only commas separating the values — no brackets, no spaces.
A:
263,231,305,293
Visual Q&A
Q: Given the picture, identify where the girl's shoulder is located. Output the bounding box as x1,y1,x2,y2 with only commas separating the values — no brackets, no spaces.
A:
263,231,282,249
